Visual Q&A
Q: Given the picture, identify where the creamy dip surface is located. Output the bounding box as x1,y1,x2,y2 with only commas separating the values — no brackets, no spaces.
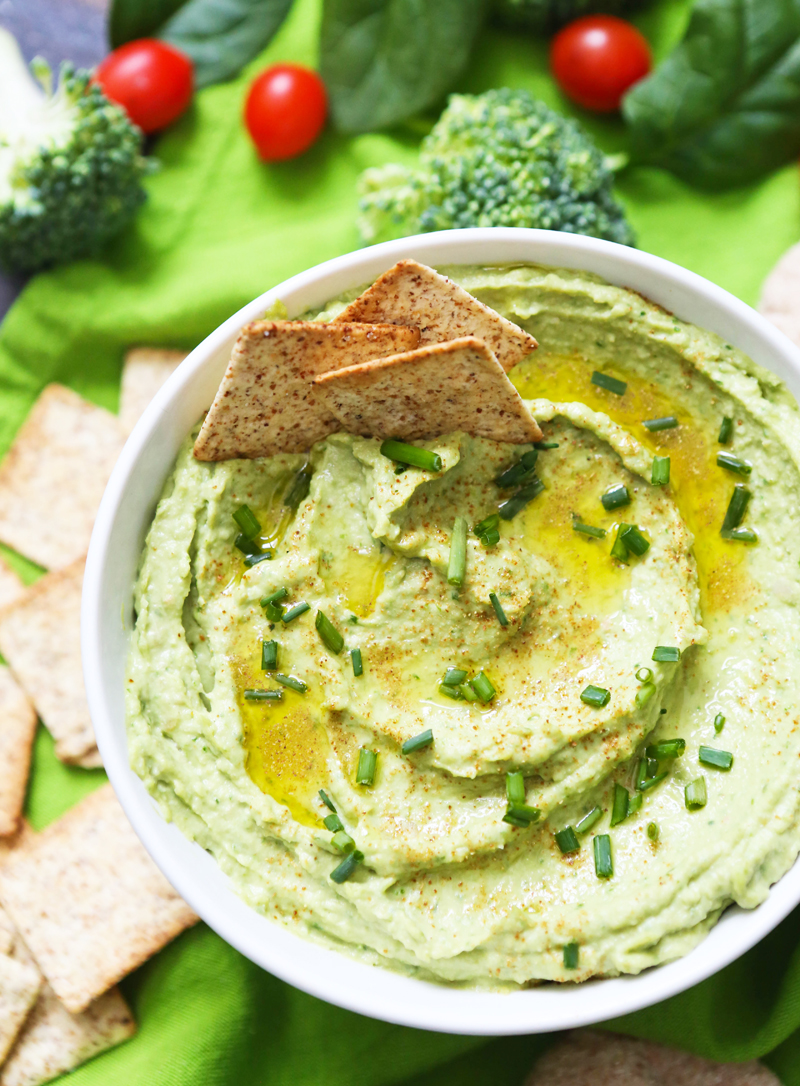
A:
127,264,800,987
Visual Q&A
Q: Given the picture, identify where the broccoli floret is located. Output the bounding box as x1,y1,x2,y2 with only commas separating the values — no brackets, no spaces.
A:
0,28,154,275
493,0,649,34
357,89,634,247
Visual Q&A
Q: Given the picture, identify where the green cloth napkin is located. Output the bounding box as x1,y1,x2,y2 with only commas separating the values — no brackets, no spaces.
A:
3,0,800,1080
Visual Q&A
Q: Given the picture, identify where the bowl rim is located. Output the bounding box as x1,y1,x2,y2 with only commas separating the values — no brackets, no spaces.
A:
83,227,800,1035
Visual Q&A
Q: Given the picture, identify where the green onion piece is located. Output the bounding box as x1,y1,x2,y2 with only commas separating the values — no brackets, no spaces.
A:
402,729,434,755
646,755,659,778
380,439,442,473
489,592,509,627
442,667,468,686
652,646,681,663
717,452,752,476
610,523,631,563
621,525,650,557
635,681,656,708
699,745,733,770
480,528,501,547
601,484,631,511
261,587,288,608
635,758,647,791
722,526,758,542
323,813,343,833
233,504,261,539
470,671,496,703
591,371,627,396
439,684,463,701
474,513,500,537
572,520,606,539
447,517,468,587
502,803,541,828
506,771,526,806
351,648,363,677
640,771,668,792
581,685,610,708
647,821,659,841
685,777,707,810
330,850,363,883
282,602,310,624
718,416,734,444
594,834,613,878
721,484,751,533
651,455,670,486
643,416,678,432
275,673,307,693
494,450,538,488
646,738,685,760
627,792,643,817
563,942,580,969
555,827,580,854
459,683,478,702
243,689,282,701
714,712,725,734
319,789,336,812
315,609,344,653
234,533,261,556
356,748,377,786
244,551,273,567
394,465,408,476
576,807,603,834
498,478,544,520
534,441,559,450
635,667,653,683
261,640,278,671
610,783,629,827
284,469,312,510
264,602,283,623
332,831,355,853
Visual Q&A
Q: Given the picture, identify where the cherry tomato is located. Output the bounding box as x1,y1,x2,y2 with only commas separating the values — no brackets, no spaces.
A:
244,64,327,162
550,15,651,113
95,39,193,134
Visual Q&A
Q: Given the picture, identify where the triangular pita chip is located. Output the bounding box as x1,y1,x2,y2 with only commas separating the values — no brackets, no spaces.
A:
0,385,125,571
0,954,40,1066
0,668,37,837
334,259,537,373
120,347,188,434
193,320,421,461
0,557,23,611
0,784,197,1014
314,336,542,444
0,557,99,766
760,240,800,348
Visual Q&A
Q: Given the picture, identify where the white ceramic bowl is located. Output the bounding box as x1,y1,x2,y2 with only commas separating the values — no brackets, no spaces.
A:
83,228,800,1035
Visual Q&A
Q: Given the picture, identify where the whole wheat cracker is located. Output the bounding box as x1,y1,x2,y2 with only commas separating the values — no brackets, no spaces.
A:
0,954,40,1067
0,667,37,837
0,783,198,1014
333,259,538,373
314,336,541,444
0,557,97,766
193,320,421,461
119,347,188,434
0,385,126,571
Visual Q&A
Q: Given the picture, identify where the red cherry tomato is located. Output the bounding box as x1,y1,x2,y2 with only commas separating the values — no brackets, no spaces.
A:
550,15,651,113
95,39,193,134
244,64,327,162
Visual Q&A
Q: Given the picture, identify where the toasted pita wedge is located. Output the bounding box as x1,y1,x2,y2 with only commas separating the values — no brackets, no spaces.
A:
334,260,537,372
0,385,125,571
0,784,197,1014
120,347,188,434
314,336,541,444
0,557,98,766
0,557,23,611
760,241,800,348
193,321,421,461
0,955,40,1066
0,668,37,837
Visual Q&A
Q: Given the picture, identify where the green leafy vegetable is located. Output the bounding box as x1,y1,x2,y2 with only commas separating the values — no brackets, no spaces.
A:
110,0,187,46
493,0,649,33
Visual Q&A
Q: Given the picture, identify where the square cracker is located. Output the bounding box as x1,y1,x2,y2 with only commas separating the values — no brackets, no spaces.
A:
0,667,37,837
0,954,41,1066
334,259,538,373
0,557,99,767
0,385,126,572
314,336,542,444
193,320,421,461
0,783,198,1014
120,347,188,434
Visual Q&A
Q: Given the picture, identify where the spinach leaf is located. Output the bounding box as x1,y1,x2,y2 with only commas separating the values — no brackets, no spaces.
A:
158,0,295,86
320,0,486,133
109,0,188,47
623,0,800,189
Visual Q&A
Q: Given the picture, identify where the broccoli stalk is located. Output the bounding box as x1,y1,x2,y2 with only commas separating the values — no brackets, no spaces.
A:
0,28,154,275
357,89,634,247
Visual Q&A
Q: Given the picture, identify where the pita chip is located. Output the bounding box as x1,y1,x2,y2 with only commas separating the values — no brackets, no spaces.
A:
119,347,188,434
0,783,198,1014
334,259,537,373
0,557,23,612
760,240,800,348
0,668,37,837
0,954,40,1066
0,557,98,766
0,385,125,571
193,320,420,461
314,336,541,444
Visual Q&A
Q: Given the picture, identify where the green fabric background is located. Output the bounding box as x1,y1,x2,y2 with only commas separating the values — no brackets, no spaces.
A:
3,0,800,1079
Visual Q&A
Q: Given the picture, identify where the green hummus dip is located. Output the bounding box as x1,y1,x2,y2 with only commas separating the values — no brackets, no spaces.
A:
127,264,800,986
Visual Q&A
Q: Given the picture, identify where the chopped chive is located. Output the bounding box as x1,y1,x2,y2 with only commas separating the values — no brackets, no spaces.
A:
685,777,707,810
555,826,580,854
443,667,468,686
315,609,344,653
261,640,278,671
244,551,272,567
402,729,433,755
502,803,541,828
235,533,261,556
506,772,526,806
601,484,631,511
714,712,725,734
718,416,734,444
356,748,377,786
439,683,463,701
635,757,648,791
640,771,668,792
646,738,685,760
610,522,632,563
282,602,310,624
581,685,610,708
610,783,629,827
332,831,355,853
572,519,606,539
489,592,509,627
470,671,496,703
380,439,442,473
480,528,500,547
635,681,655,708
261,587,288,608
651,455,670,486
652,646,680,663
699,745,733,770
498,478,544,520
627,792,642,817
646,755,659,778
647,821,659,841
323,813,343,833
722,526,758,542
351,648,363,677
459,683,478,702
621,525,650,557
275,673,307,693
284,469,312,510
643,416,678,432
447,516,468,587
563,942,579,969
494,450,538,488
591,371,627,395
474,513,500,537
593,834,613,878
534,441,559,450
717,452,752,476
319,789,336,812
264,602,283,622
721,484,751,533
576,807,603,834
233,504,261,539
243,689,282,701
330,849,363,883
635,667,653,683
